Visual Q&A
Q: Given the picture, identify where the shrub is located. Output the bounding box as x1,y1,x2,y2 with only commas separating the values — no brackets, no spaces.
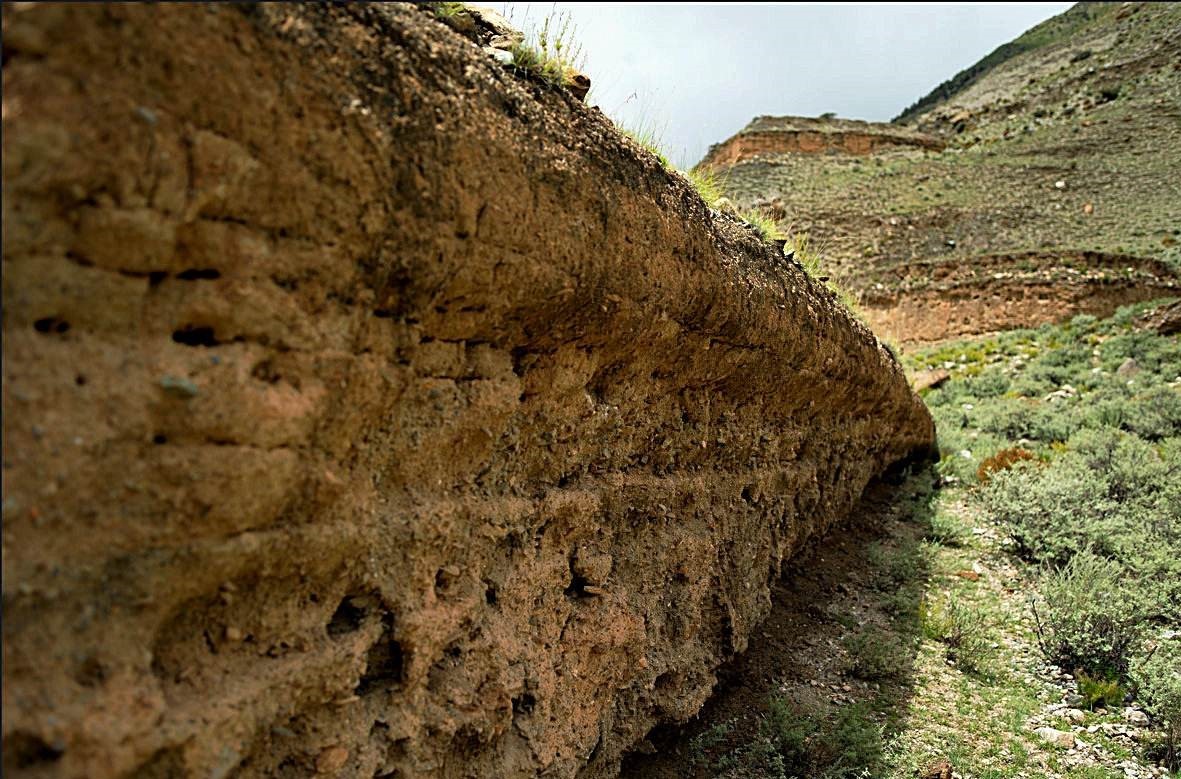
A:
760,698,882,779
976,447,1035,484
924,510,971,547
978,429,1180,575
843,630,909,681
1131,638,1181,770
1032,551,1146,678
963,370,1010,398
1124,385,1181,441
690,719,736,766
977,398,1079,443
920,592,993,673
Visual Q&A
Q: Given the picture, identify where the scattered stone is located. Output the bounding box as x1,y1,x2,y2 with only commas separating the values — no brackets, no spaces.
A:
1055,180,1067,190
134,105,158,126
712,197,739,217
315,745,349,774
159,375,200,399
462,5,523,50
566,72,591,102
1138,300,1181,336
1035,726,1076,748
912,368,950,392
484,47,513,65
919,758,953,779
1124,708,1149,726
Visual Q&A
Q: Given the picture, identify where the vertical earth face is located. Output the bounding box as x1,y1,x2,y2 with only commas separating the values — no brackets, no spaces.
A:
1,4,932,778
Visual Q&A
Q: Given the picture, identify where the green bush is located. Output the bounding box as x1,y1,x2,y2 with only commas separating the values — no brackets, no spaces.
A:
1033,551,1146,678
843,630,910,681
979,429,1181,614
924,509,971,547
1124,385,1181,441
920,592,994,673
1131,638,1181,770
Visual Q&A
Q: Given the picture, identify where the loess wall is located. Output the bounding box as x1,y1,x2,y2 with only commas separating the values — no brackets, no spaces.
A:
1,4,934,778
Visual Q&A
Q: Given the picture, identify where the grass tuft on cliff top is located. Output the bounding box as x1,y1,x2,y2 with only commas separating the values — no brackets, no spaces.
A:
510,11,586,91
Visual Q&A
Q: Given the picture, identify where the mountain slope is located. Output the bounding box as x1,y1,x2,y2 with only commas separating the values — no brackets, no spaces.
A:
893,2,1120,124
705,1,1181,344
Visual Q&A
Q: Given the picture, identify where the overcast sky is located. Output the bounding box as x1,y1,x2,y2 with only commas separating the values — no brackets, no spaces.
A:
507,3,1074,167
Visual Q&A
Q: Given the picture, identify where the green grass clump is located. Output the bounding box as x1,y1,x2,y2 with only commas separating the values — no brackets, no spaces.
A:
685,166,723,204
1076,669,1127,710
699,697,885,778
618,119,670,168
509,12,586,90
430,1,467,18
924,509,971,547
920,592,994,674
785,230,823,276
742,209,782,241
761,698,883,779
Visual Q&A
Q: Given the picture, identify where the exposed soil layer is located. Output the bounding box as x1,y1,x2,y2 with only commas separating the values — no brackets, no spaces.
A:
699,116,945,169
0,4,933,778
850,251,1180,344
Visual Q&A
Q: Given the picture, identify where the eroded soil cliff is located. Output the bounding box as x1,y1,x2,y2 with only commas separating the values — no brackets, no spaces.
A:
699,116,945,170
1,5,933,779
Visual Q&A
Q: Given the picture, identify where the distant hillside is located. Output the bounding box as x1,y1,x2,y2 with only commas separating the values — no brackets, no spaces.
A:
893,2,1118,124
706,0,1180,344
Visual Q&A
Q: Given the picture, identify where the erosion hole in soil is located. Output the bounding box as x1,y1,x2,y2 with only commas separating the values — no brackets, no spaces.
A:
171,326,220,347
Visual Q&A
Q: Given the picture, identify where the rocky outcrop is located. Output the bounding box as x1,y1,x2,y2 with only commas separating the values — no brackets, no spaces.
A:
699,116,945,169
1,5,933,778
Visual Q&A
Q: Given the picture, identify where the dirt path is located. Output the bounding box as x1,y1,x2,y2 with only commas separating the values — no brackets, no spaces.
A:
620,474,937,778
619,475,1171,779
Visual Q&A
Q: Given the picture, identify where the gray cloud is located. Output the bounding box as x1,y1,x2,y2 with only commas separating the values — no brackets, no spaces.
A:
505,3,1073,167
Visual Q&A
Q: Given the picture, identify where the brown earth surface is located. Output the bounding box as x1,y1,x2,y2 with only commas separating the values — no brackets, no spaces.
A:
0,4,933,779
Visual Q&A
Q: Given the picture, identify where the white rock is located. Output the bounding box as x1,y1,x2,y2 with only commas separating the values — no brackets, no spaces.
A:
1124,707,1149,726
1035,726,1076,748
